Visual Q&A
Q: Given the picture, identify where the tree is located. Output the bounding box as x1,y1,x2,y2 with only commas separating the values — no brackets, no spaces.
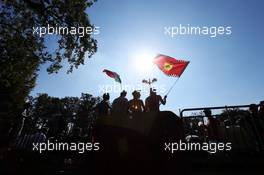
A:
34,93,63,119
61,96,81,116
219,108,249,125
0,0,98,118
79,93,100,115
32,93,99,119
28,93,100,136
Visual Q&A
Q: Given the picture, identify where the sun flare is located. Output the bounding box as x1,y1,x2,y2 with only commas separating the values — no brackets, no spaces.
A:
133,51,156,72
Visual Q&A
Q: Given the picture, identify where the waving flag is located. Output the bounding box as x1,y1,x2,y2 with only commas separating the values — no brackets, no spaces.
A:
153,54,189,77
103,69,122,83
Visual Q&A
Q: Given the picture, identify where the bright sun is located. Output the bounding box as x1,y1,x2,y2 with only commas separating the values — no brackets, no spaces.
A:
133,51,156,72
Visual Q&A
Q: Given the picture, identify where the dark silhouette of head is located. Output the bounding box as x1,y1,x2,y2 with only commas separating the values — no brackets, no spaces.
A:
260,101,264,113
120,90,127,97
39,127,48,135
132,90,140,99
150,88,157,96
103,93,110,101
249,103,258,115
203,109,212,117
24,102,31,110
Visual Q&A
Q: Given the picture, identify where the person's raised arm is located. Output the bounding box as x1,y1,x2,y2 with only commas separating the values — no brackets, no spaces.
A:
141,100,146,112
145,98,149,112
160,95,167,105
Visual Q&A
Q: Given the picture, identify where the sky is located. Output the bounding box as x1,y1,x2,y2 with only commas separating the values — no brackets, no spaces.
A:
31,0,264,115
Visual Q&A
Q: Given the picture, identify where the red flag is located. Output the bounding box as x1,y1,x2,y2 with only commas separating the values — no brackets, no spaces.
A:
153,54,189,77
103,69,122,83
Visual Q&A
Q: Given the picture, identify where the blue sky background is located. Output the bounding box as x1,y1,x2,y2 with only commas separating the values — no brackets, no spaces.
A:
31,0,264,115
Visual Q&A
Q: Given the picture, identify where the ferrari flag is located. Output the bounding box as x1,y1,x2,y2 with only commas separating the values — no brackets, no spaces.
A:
103,69,122,83
153,54,189,77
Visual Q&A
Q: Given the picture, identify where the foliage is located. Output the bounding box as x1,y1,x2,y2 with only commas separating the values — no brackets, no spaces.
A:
32,93,100,120
0,0,98,117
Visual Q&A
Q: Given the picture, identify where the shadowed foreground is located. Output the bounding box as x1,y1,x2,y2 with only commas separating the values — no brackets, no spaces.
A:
1,111,264,175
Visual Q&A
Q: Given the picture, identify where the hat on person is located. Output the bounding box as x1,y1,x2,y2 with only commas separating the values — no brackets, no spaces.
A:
121,90,127,96
132,90,140,97
103,93,110,100
203,109,212,115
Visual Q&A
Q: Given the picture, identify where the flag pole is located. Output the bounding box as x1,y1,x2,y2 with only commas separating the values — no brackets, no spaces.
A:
165,77,180,96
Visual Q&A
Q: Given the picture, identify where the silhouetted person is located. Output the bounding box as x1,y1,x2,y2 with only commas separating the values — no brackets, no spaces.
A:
248,104,263,148
204,109,220,141
33,128,47,144
197,121,207,142
16,102,31,137
259,101,264,120
259,101,264,141
112,90,128,115
68,127,82,143
57,114,66,134
145,88,167,112
96,93,111,117
128,90,145,113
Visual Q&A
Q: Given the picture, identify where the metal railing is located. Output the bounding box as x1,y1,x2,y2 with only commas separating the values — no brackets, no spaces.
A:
180,104,254,118
179,104,264,152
